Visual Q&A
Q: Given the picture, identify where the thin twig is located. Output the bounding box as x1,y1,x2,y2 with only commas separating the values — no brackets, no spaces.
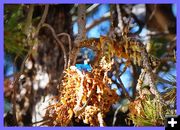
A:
41,23,67,69
86,13,110,32
112,104,122,126
57,33,72,52
133,4,157,34
16,4,49,75
116,4,123,32
110,62,132,101
31,118,50,126
146,5,157,24
57,33,72,67
108,5,116,39
112,77,132,101
20,49,33,73
154,74,176,86
12,55,19,126
79,45,98,52
36,5,49,34
117,77,133,101
160,57,176,63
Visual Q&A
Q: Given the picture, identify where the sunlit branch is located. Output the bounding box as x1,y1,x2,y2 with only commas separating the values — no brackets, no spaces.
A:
116,4,123,32
112,104,122,126
136,69,146,93
86,4,100,14
141,49,166,108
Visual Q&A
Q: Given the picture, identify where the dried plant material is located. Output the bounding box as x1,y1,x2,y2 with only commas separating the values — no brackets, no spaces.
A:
4,4,176,127
43,64,119,126
42,32,165,126
79,36,160,71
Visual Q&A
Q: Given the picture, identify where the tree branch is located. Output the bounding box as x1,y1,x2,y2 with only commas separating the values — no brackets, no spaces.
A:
112,77,132,102
141,49,164,103
154,74,176,86
77,4,86,40
41,23,67,69
57,33,72,67
86,13,110,32
24,5,34,35
116,4,123,32
57,33,72,52
136,69,146,93
70,4,86,66
86,4,100,16
37,5,49,34
112,104,122,126
71,4,100,22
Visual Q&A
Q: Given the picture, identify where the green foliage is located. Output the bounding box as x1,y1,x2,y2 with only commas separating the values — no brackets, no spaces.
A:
149,37,168,58
4,5,27,56
128,95,165,126
128,81,176,126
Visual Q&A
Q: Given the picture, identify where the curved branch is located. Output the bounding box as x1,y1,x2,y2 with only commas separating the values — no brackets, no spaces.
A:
57,33,72,67
37,5,49,34
57,33,72,52
41,23,67,69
